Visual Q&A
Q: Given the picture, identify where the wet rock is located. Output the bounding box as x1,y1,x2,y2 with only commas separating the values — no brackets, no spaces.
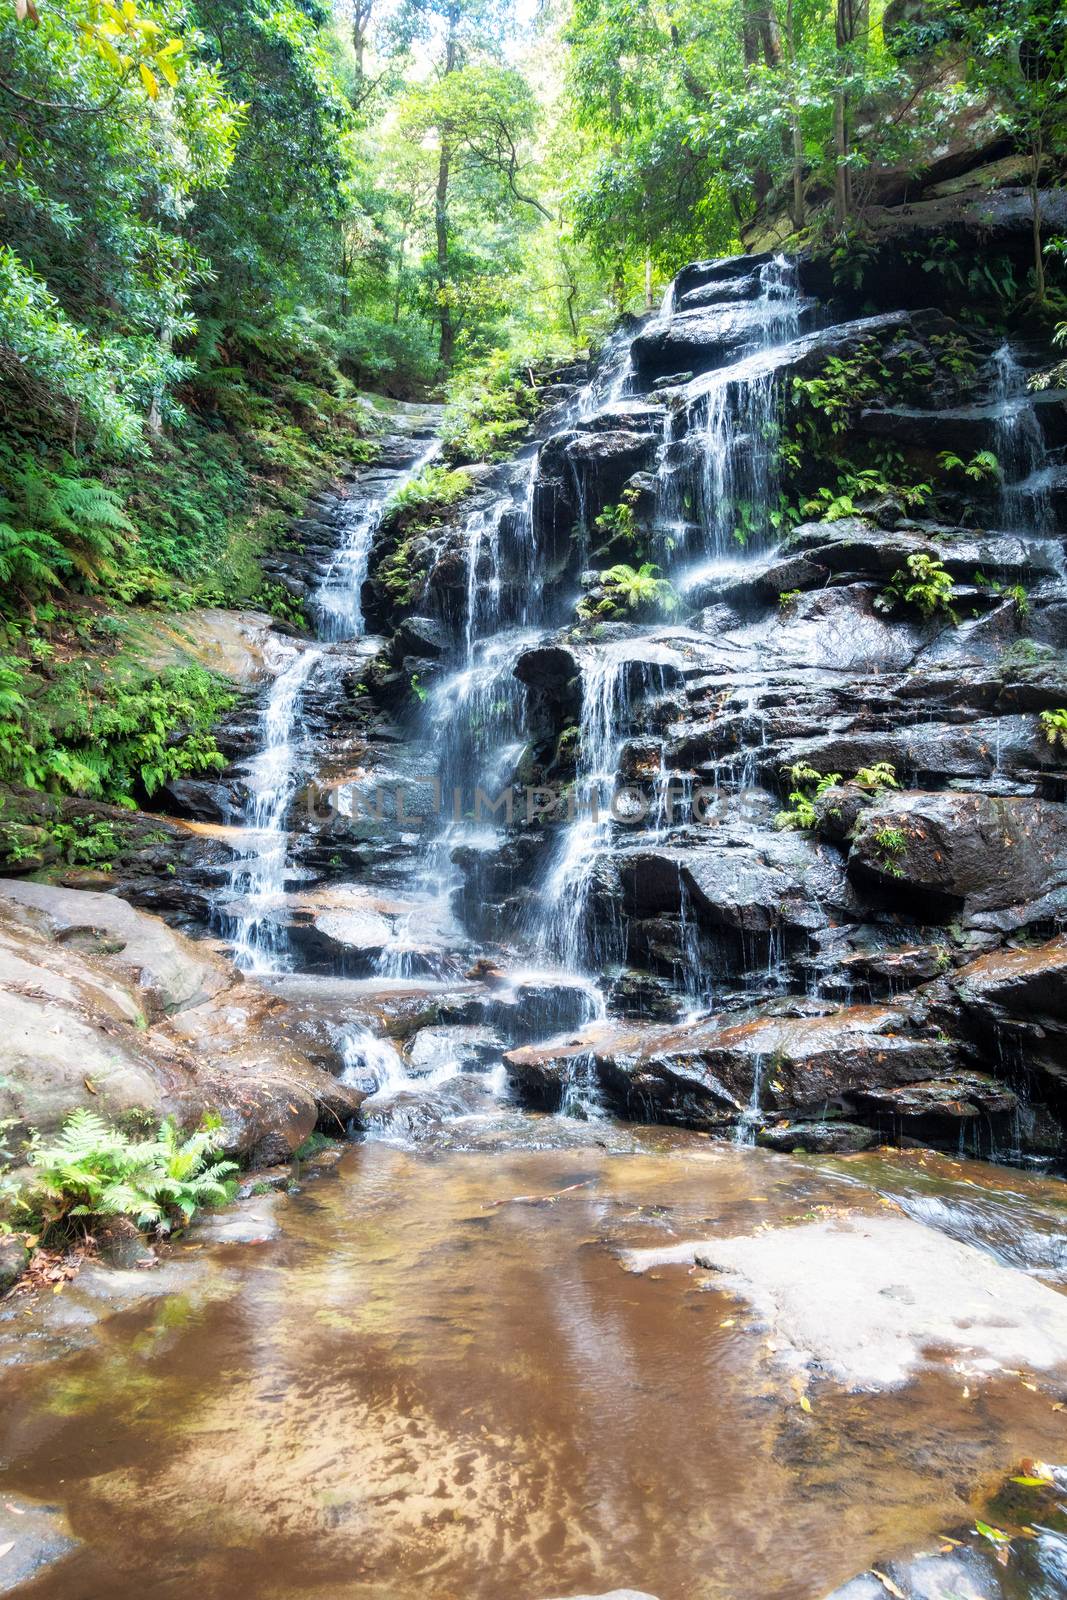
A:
407,1023,504,1074
137,606,279,686
848,792,1067,926
392,614,451,660
678,274,762,310
951,935,1067,1101
0,879,232,1017
0,1234,29,1291
853,1069,1016,1121
514,643,581,698
853,387,1067,457
788,517,1060,586
160,776,240,823
505,1004,957,1130
832,943,953,995
633,303,788,382
488,978,600,1044
954,932,1067,1020
0,1495,80,1594
811,783,875,844
607,971,685,1021
191,1192,282,1244
0,883,365,1161
674,253,773,297
662,1211,1067,1387
757,1121,880,1154
780,712,1053,791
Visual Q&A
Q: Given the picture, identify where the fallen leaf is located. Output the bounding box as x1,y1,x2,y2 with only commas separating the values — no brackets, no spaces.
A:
3,1504,25,1516
974,1521,1012,1545
799,1394,812,1414
83,1078,97,1095
0,1544,13,1561
936,1534,962,1548
1011,1475,1053,1487
720,1318,736,1328
870,1570,905,1599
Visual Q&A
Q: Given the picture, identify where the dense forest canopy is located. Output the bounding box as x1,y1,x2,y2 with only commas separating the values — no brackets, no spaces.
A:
0,0,1065,808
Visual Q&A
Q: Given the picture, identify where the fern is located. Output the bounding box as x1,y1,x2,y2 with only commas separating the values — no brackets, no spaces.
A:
20,1110,238,1239
0,447,133,608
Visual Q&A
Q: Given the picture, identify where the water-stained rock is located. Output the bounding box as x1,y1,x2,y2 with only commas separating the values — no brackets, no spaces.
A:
848,791,1067,927
504,1004,958,1133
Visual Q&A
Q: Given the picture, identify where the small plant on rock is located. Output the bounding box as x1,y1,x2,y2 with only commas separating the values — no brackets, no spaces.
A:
18,1111,237,1241
594,490,642,549
775,762,841,831
1040,708,1067,749
599,562,678,615
853,762,900,791
877,552,958,623
937,449,1000,483
778,589,802,611
872,825,908,877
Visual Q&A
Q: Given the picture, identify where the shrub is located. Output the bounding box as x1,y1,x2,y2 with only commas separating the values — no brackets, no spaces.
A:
0,657,235,802
17,1111,238,1240
442,345,568,464
1040,708,1067,749
0,447,134,611
775,762,841,831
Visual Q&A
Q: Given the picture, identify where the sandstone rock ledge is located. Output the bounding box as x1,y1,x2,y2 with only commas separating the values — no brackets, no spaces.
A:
0,881,364,1165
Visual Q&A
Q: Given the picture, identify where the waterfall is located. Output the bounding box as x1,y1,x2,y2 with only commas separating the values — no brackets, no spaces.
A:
222,434,440,973
315,439,441,638
223,642,321,971
535,646,632,971
990,344,1052,533
654,254,802,574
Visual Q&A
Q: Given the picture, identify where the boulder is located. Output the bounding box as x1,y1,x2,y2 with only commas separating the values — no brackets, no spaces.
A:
0,884,365,1162
848,792,1067,927
0,880,231,1018
633,301,811,383
392,614,451,661
787,518,1060,586
951,935,1067,1099
757,1121,880,1154
678,275,762,310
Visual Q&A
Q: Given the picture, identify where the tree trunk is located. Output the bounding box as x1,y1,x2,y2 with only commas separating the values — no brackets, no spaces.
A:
435,142,454,368
786,0,805,232
1031,136,1045,301
644,256,654,311
832,91,849,227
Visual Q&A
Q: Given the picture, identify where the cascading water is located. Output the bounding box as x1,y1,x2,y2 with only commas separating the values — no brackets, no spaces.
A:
223,642,321,971
657,255,803,571
315,439,442,639
222,435,441,974
991,343,1053,533
534,646,631,971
